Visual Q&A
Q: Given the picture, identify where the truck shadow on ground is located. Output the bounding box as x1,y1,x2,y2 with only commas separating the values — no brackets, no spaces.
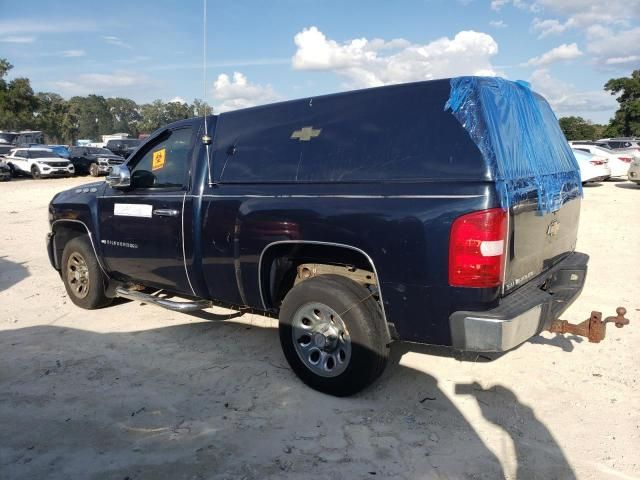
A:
0,256,30,293
0,317,576,479
615,183,640,190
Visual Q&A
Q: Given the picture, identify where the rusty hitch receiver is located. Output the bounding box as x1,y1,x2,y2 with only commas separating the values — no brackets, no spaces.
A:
548,307,630,343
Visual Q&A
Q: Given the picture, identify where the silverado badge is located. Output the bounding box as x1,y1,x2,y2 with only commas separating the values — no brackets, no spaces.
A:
547,219,560,237
290,126,322,142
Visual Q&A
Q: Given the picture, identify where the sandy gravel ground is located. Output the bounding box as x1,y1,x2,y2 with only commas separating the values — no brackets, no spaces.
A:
0,176,638,480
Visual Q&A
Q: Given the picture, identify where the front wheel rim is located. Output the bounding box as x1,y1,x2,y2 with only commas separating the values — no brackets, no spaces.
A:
291,302,352,378
66,252,90,299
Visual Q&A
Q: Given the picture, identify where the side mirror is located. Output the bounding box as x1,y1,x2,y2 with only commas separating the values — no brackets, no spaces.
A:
106,164,131,189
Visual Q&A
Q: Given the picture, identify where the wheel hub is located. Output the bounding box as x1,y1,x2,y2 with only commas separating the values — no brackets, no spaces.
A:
291,302,351,378
66,252,90,299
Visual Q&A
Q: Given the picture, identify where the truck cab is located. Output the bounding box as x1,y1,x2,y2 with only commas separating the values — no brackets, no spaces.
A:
47,77,590,396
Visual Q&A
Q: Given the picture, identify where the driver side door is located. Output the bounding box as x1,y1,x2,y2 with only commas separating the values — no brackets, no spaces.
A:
98,125,197,294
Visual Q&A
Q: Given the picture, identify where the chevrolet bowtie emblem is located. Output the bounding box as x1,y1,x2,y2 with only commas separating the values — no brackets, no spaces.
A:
290,126,322,142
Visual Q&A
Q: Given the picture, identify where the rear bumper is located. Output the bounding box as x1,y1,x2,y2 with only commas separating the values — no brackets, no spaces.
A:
449,252,588,352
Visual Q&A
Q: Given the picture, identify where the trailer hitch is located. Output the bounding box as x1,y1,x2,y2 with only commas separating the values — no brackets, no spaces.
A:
548,307,629,343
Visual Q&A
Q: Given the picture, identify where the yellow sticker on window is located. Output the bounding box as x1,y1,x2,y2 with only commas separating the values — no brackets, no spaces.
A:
152,148,166,171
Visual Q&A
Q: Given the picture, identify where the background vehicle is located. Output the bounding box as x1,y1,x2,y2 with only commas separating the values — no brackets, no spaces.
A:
68,146,125,176
47,77,588,396
570,142,633,178
105,138,141,158
573,139,640,160
0,158,11,181
597,137,640,151
47,145,70,159
5,147,74,178
572,148,611,183
628,157,640,185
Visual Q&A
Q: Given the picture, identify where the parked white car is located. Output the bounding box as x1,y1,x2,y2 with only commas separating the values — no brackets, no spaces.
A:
571,148,611,183
5,147,75,179
628,157,640,185
569,143,633,178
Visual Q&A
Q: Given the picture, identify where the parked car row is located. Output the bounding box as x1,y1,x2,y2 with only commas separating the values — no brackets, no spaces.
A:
0,144,129,180
569,137,640,185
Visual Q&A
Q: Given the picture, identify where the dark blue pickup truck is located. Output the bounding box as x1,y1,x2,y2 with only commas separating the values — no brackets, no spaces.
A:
47,77,589,395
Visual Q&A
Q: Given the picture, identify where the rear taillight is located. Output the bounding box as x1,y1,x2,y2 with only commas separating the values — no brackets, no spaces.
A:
449,208,507,288
619,156,632,163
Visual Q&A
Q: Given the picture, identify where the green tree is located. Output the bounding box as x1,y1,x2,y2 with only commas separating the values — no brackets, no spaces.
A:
35,92,68,143
138,100,194,134
67,95,114,140
191,98,211,117
558,116,597,140
0,58,38,131
138,100,167,133
604,70,640,137
107,97,140,137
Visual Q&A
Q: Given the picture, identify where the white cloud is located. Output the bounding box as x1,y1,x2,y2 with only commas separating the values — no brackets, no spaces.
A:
53,71,151,96
491,0,539,12
526,1,640,68
489,20,508,28
169,96,187,104
585,26,640,70
212,72,280,113
530,68,617,121
59,49,85,57
0,19,97,35
605,55,640,66
531,18,574,38
291,27,499,89
0,35,36,43
532,0,640,28
102,35,132,49
525,43,583,66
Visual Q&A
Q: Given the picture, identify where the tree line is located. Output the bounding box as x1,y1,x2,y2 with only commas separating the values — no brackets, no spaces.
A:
556,70,639,141
0,58,209,144
1,57,638,144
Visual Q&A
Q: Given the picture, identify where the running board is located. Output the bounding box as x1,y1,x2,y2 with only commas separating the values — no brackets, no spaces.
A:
115,287,213,313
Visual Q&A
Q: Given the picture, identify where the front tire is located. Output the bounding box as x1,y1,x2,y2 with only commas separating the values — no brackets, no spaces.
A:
279,275,390,396
89,163,99,177
31,165,42,179
61,236,112,309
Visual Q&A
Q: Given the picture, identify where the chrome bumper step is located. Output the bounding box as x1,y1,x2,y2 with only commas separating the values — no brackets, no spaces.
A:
115,287,212,313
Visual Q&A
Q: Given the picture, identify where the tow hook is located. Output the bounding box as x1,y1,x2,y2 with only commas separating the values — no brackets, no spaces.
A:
548,307,629,343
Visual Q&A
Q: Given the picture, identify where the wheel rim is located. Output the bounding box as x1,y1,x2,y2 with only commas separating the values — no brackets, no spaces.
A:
66,252,90,299
90,164,97,176
31,167,40,178
291,302,352,378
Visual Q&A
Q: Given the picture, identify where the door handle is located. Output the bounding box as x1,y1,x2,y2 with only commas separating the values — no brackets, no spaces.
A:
153,208,180,217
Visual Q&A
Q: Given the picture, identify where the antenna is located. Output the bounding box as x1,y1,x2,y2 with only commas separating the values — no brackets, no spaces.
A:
202,0,213,186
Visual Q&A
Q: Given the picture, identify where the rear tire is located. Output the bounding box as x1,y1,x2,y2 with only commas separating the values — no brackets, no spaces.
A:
279,275,390,396
61,236,112,309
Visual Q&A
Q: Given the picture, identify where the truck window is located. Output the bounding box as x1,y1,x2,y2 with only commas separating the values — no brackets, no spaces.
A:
129,128,192,188
213,80,485,183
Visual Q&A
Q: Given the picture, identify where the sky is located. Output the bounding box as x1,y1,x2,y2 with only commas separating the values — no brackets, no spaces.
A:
1,0,638,123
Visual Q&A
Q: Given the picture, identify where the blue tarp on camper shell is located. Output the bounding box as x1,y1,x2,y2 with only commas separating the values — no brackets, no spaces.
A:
445,76,582,214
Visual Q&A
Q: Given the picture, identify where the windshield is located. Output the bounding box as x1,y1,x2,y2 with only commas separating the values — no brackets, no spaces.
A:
31,150,60,158
109,139,140,147
88,148,113,155
0,133,17,144
571,149,593,161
